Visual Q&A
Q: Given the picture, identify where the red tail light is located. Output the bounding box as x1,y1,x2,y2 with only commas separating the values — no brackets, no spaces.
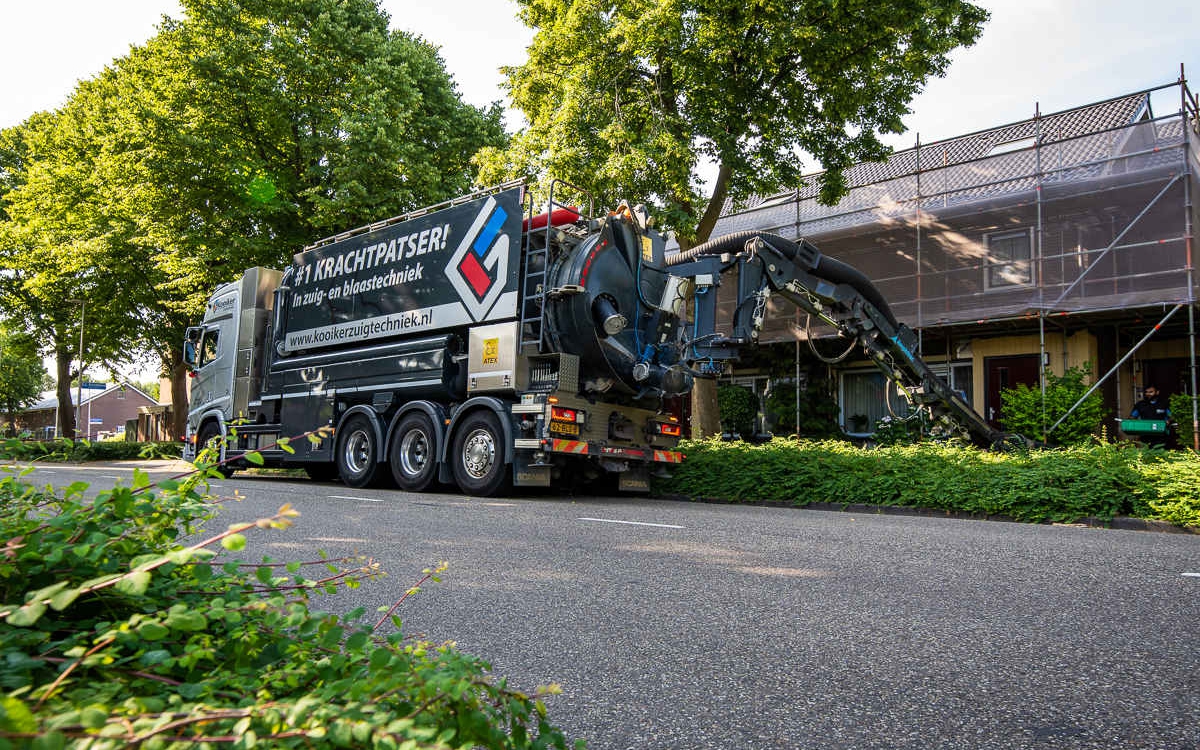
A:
551,406,579,422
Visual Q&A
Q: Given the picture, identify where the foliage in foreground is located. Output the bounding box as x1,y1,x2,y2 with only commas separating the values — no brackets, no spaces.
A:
655,437,1200,529
0,445,578,748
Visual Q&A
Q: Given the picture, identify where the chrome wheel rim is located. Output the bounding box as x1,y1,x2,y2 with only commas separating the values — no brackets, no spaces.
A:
344,429,372,475
399,429,430,477
461,428,496,480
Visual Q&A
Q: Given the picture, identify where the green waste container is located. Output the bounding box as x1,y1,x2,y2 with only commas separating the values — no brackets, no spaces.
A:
1119,419,1168,435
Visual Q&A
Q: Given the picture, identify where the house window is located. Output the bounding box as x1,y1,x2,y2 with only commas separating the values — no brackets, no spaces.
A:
840,370,911,433
985,228,1034,289
840,362,972,433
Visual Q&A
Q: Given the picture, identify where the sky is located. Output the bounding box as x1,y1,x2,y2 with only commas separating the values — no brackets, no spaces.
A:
2,0,1197,148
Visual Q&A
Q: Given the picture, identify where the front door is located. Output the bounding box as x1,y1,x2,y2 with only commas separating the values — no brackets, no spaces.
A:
984,354,1041,429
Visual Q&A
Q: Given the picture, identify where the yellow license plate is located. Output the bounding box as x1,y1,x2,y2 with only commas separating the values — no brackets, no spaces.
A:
548,421,580,436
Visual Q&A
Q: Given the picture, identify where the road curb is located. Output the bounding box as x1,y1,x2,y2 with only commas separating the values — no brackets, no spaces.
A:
655,493,1197,534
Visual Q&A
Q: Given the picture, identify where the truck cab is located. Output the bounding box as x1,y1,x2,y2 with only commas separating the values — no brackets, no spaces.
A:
182,268,280,463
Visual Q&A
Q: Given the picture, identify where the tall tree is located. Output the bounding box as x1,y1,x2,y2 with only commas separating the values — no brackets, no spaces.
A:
489,0,986,245
482,0,987,432
1,0,505,439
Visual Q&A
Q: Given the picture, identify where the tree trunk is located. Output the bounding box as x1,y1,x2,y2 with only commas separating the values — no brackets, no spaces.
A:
685,160,735,438
167,346,189,441
55,346,75,439
690,378,722,439
693,160,734,246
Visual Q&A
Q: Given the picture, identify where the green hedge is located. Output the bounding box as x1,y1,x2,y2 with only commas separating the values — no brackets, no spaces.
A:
0,453,578,748
655,438,1200,528
0,438,182,462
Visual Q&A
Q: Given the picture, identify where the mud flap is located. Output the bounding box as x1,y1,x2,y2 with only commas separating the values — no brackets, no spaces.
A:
618,466,650,493
513,452,552,487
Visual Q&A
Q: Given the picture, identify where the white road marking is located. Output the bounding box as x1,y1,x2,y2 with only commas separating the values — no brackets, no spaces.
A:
1183,573,1200,578
102,475,122,480
329,494,383,503
578,517,684,529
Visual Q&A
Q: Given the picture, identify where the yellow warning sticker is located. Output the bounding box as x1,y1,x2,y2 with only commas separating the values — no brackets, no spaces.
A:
641,235,653,262
482,337,499,365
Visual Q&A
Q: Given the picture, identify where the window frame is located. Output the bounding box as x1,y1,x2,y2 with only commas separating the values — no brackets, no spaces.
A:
197,326,221,369
983,227,1035,291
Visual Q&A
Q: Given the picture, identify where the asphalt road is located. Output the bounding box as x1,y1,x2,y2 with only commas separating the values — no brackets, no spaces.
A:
14,461,1200,749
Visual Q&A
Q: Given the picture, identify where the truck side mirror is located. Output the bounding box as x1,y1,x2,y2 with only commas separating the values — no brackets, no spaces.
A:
183,340,198,368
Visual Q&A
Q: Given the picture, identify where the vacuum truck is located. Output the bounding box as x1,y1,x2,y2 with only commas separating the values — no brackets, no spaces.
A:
182,181,1008,496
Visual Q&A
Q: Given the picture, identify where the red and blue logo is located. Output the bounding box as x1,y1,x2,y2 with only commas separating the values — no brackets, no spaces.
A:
446,196,512,321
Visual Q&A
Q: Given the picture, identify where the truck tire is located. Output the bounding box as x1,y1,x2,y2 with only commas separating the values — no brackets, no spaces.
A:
389,413,438,492
197,422,235,478
450,411,510,497
336,414,380,489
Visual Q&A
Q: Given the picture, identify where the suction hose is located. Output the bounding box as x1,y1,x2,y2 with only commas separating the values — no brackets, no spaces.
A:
665,231,899,329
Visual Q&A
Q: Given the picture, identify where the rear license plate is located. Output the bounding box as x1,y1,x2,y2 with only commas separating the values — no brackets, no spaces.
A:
548,421,580,436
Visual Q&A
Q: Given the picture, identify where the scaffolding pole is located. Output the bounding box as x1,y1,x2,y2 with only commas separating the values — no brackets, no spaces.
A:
1179,63,1200,451
1035,103,1048,437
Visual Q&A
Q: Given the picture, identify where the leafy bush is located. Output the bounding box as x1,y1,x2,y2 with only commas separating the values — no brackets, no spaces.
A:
654,437,1200,528
871,415,920,446
0,437,181,462
1000,364,1108,445
1169,393,1196,449
0,447,578,748
716,385,757,437
763,379,842,438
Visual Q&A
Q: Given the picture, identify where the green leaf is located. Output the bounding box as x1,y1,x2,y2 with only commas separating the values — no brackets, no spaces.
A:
0,696,37,733
165,611,208,631
49,586,82,611
223,533,247,552
369,648,391,672
345,631,369,651
137,621,170,640
140,649,172,665
255,566,273,585
132,468,151,490
79,706,108,730
245,451,264,466
7,601,47,627
115,571,152,596
166,547,195,564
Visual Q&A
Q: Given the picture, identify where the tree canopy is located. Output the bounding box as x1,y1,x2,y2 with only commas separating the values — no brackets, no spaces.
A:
481,0,988,246
0,0,505,435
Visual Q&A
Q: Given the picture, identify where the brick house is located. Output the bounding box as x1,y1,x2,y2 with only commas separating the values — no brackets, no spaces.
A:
17,382,159,440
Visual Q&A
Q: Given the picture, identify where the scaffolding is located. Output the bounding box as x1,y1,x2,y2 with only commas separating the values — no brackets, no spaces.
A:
709,71,1200,445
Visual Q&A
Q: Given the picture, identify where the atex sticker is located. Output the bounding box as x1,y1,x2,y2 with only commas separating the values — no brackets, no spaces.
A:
482,337,500,365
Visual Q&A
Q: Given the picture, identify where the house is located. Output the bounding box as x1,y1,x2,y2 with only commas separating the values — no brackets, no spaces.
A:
17,382,159,440
707,75,1198,440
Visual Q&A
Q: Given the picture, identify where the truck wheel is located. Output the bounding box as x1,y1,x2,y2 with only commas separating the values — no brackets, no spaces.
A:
197,422,235,478
450,411,509,497
336,415,379,489
390,413,438,492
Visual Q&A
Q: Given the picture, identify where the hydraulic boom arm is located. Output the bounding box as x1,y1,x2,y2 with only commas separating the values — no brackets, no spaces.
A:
667,231,1013,449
